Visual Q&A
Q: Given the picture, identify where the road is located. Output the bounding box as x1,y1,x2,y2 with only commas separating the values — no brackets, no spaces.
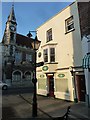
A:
2,87,50,119
2,88,90,120
2,87,34,95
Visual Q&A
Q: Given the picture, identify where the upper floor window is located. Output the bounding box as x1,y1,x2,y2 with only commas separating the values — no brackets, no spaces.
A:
15,52,22,64
43,49,48,62
46,28,52,42
26,54,32,62
65,16,74,33
50,48,55,62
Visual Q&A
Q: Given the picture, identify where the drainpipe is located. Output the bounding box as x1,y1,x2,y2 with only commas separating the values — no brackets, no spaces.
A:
70,67,78,103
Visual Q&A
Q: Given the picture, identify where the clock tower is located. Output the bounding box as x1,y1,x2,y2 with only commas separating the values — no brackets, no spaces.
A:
2,4,17,65
3,4,17,45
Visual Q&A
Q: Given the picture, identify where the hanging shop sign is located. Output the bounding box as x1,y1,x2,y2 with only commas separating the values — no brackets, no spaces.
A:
42,66,48,71
58,74,65,78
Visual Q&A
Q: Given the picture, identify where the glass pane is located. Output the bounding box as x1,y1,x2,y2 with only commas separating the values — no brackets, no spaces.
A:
55,78,69,93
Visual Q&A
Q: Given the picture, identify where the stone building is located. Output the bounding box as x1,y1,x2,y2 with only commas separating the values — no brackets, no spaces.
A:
0,5,37,87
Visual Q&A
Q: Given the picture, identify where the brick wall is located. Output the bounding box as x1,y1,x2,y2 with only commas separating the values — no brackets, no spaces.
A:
78,2,90,37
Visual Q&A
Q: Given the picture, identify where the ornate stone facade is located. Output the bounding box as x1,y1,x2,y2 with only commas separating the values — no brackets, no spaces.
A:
1,5,35,87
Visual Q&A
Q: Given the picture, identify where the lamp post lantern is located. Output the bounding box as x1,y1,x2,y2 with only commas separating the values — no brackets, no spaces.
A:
31,35,41,117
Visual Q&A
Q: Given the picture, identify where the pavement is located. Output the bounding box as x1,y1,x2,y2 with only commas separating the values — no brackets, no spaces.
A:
2,93,90,120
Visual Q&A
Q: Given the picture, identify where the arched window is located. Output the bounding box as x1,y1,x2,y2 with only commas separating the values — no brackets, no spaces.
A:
13,71,21,81
25,71,31,81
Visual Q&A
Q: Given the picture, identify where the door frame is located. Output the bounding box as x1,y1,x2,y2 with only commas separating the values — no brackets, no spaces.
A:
75,74,86,102
46,73,55,97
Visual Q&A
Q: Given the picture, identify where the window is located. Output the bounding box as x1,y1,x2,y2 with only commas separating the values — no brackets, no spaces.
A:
50,48,55,62
13,71,21,81
46,28,52,42
15,52,22,64
25,72,31,81
26,54,32,62
43,49,48,62
65,16,74,33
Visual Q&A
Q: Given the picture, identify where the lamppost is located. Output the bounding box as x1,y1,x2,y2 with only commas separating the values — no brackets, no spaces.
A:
69,66,78,103
31,34,41,117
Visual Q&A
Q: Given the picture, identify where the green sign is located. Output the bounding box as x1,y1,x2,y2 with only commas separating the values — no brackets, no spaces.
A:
40,74,45,78
42,66,48,71
58,74,65,78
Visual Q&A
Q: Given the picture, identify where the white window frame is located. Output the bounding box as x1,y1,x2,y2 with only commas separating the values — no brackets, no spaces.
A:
65,16,74,33
43,49,48,62
46,28,52,42
50,48,55,62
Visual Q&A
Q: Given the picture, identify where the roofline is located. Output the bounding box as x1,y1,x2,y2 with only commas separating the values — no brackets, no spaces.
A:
36,1,76,30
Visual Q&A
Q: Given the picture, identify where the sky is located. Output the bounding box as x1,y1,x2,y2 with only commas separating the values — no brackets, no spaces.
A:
0,1,75,42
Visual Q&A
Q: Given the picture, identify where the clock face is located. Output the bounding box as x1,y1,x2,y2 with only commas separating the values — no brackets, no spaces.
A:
10,26,15,31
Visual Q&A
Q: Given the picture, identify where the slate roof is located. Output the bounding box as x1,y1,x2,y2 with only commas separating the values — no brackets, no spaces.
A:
16,33,34,48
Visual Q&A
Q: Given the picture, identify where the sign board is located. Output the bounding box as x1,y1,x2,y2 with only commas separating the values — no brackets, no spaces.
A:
36,62,44,67
42,66,48,71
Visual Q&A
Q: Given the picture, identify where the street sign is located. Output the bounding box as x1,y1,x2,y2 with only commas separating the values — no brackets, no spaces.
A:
36,62,44,67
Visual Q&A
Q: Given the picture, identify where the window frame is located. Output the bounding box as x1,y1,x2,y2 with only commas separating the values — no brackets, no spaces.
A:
26,54,32,62
43,49,48,62
46,28,52,42
65,16,75,34
50,48,55,62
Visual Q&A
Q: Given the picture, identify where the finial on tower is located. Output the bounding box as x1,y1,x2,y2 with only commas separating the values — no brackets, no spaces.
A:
12,0,14,7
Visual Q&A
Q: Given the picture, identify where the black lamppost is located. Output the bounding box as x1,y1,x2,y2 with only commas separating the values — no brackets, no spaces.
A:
31,35,41,117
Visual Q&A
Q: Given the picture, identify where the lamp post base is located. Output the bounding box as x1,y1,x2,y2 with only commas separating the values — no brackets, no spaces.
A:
32,103,37,117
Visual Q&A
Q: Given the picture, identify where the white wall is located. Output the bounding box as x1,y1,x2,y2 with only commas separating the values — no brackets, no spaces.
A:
37,2,82,68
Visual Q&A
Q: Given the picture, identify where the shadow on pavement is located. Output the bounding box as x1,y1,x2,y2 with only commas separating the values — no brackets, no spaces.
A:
2,106,17,119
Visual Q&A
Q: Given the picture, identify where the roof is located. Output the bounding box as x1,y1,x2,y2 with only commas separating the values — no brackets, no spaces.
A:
16,33,34,48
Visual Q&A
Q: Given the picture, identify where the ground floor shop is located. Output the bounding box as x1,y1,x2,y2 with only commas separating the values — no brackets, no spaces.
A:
37,66,86,102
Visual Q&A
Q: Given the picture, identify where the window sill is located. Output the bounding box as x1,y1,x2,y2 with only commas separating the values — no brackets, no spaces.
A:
44,62,58,65
46,39,53,43
65,28,75,35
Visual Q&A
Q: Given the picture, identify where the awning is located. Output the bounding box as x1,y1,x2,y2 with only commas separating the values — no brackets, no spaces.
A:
82,54,90,69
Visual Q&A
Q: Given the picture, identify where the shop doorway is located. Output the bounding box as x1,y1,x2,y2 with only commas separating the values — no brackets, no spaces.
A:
75,75,86,102
47,75,54,97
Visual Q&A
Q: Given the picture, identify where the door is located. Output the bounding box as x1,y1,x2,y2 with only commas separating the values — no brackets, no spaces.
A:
47,75,54,97
75,75,86,102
